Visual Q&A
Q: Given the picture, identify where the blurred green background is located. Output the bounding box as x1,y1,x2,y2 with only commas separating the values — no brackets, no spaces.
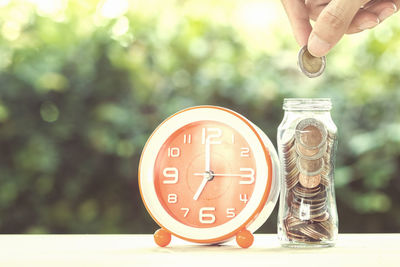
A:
0,0,400,234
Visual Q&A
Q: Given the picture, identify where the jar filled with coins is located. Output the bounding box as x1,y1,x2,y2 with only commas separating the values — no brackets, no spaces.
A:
277,98,338,247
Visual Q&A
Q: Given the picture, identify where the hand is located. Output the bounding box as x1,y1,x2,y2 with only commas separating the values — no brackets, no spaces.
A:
193,172,242,200
205,135,211,172
193,173,244,177
281,0,399,57
193,138,212,201
193,175,209,200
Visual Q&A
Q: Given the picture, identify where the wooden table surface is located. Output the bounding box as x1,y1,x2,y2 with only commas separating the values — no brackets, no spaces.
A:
0,234,399,266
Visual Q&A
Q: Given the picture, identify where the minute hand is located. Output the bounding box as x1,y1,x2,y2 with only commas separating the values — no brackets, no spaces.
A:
193,173,244,177
194,168,255,185
205,138,211,172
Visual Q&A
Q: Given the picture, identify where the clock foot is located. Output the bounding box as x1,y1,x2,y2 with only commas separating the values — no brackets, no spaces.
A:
154,228,171,247
236,229,254,248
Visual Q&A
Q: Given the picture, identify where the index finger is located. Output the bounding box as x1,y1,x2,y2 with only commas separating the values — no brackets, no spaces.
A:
281,0,313,46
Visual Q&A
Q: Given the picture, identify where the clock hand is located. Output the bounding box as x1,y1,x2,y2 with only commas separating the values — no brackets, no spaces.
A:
193,137,212,201
193,177,208,201
205,137,211,172
193,171,214,200
193,173,244,177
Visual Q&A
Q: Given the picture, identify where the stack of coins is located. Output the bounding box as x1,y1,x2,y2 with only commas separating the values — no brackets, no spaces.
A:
281,118,336,243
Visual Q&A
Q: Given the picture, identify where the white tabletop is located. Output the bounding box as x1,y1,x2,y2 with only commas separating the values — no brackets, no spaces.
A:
0,234,399,267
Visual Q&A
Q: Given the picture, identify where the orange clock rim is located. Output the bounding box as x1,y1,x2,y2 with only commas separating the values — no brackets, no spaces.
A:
138,105,273,244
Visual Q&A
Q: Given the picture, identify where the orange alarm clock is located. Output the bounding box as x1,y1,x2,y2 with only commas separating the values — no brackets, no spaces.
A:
139,106,280,248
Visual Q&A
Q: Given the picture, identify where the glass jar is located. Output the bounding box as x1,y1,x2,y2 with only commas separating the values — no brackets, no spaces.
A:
277,98,338,247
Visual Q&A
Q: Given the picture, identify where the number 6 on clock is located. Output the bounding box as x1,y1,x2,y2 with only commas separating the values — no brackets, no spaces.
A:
139,106,280,248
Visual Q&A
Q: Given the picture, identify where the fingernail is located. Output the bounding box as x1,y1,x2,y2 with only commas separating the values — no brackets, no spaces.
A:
358,19,379,31
392,3,398,12
379,7,396,21
308,33,331,57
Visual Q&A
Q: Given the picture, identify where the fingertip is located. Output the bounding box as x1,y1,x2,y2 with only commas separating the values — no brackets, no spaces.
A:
293,22,313,47
379,6,396,21
393,2,398,12
363,1,397,21
358,18,380,31
295,35,308,48
307,32,332,57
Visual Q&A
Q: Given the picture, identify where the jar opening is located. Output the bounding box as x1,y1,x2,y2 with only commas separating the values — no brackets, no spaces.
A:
283,98,332,111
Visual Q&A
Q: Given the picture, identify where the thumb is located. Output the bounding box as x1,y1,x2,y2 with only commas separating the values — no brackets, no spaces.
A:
308,0,361,57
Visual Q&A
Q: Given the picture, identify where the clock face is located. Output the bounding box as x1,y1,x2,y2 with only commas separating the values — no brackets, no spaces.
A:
154,121,256,228
139,106,279,243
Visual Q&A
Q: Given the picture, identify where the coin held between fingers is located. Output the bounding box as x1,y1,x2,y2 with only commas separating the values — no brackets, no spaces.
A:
298,46,326,78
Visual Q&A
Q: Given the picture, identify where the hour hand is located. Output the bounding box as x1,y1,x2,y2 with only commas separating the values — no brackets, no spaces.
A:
193,171,214,200
193,177,208,201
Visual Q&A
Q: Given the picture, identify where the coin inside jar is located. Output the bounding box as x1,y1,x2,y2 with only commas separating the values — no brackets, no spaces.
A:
312,212,330,222
298,46,326,78
296,142,327,160
292,184,323,198
295,118,327,150
300,125,323,148
297,157,324,176
299,173,321,188
297,143,319,157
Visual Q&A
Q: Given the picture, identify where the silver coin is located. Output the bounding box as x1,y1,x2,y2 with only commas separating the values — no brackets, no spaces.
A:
297,157,325,176
296,141,327,160
298,46,326,78
295,118,327,150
